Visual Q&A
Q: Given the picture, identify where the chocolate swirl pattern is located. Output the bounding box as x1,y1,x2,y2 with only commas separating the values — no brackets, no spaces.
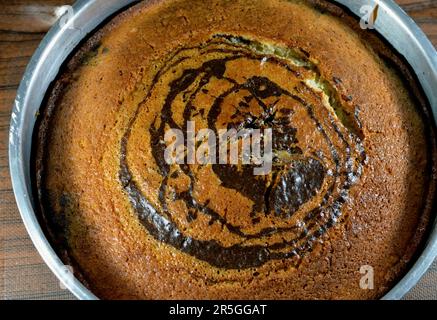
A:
119,35,366,269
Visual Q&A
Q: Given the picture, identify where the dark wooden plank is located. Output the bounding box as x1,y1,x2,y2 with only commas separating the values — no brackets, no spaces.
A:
397,0,437,46
0,0,73,33
0,0,75,300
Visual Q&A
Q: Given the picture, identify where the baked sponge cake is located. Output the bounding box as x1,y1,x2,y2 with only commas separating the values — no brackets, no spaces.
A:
34,0,436,299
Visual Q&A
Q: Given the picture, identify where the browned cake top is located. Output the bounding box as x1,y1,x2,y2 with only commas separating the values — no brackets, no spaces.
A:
35,0,436,299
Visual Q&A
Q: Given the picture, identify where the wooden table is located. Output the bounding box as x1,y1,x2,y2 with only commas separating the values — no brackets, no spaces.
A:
1,0,436,300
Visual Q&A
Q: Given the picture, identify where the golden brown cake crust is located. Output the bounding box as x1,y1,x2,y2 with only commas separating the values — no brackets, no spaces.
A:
34,0,436,299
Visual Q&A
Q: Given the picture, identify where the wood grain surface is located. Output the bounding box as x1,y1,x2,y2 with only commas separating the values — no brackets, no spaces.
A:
1,0,437,300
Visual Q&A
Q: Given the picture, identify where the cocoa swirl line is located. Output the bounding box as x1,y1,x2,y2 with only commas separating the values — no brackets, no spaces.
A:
119,35,366,269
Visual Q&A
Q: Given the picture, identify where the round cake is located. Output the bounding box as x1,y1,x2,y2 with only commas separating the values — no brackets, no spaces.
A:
34,0,436,299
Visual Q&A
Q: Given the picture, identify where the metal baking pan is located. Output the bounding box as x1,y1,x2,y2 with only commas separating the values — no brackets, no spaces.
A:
9,0,437,300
